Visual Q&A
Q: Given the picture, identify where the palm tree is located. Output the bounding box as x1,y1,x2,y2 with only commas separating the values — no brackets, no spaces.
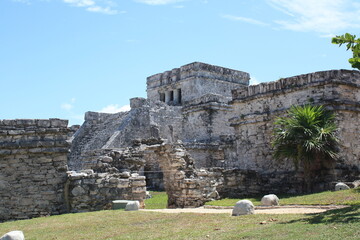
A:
272,104,339,192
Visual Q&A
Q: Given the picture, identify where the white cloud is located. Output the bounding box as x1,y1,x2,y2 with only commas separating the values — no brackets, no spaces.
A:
268,0,360,34
134,0,183,5
61,98,76,111
62,0,119,14
99,104,131,113
87,6,118,15
222,14,269,27
249,76,260,86
11,0,30,4
61,103,74,111
63,0,95,7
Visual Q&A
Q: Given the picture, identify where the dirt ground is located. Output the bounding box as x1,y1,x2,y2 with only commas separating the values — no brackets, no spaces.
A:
141,205,347,214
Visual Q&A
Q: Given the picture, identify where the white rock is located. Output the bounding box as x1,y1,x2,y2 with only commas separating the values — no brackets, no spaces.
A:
352,180,360,188
232,200,255,216
335,182,350,191
146,191,152,199
261,194,279,206
68,172,87,180
125,201,140,211
0,231,25,240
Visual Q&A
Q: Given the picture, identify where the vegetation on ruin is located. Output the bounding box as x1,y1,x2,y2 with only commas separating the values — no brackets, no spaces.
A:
1,202,359,239
205,188,360,207
332,33,360,70
272,104,339,192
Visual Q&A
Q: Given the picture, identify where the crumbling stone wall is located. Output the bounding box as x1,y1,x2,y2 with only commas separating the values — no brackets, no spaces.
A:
67,143,150,212
67,170,146,212
145,141,219,208
0,119,69,222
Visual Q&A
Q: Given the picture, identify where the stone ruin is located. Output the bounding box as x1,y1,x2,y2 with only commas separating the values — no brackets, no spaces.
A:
1,62,360,221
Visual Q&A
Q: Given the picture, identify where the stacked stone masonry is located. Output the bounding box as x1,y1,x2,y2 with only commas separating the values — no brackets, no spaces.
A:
0,119,70,222
67,170,146,212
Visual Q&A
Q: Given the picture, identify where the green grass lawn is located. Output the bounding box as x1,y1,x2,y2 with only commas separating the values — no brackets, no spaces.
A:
144,191,168,209
0,206,359,239
145,189,360,208
205,188,360,207
1,189,359,239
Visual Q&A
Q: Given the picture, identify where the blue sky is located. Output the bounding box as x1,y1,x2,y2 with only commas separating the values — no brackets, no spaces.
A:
1,0,360,125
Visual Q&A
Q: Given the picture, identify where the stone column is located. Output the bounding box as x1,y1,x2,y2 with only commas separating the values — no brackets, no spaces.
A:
173,89,179,105
165,91,171,103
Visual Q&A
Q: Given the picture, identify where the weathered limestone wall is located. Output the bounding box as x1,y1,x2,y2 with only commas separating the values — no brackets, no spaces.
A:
227,70,360,191
144,142,219,208
67,170,146,212
182,94,234,143
0,119,69,222
147,62,249,105
214,169,304,197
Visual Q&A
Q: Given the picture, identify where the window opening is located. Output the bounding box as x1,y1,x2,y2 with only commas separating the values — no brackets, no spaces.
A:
170,91,174,102
160,93,165,102
177,89,182,104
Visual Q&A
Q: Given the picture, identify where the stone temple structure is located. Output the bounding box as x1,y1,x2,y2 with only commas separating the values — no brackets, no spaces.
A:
146,62,250,105
1,61,360,221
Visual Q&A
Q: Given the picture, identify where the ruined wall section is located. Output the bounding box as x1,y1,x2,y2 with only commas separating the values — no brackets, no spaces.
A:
147,62,250,105
229,70,360,179
67,170,146,212
0,119,69,222
144,142,220,208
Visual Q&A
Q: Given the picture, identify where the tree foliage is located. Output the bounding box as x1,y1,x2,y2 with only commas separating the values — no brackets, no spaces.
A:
332,33,360,70
272,105,339,191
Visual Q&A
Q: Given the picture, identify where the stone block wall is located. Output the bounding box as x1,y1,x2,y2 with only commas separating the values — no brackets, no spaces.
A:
67,170,146,212
0,119,69,222
182,94,234,143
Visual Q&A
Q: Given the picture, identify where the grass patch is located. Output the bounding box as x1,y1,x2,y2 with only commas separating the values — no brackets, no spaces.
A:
0,206,359,239
206,188,360,207
144,191,168,209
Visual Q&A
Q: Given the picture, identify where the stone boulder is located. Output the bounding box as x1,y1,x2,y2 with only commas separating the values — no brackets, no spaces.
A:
232,200,255,216
261,194,279,206
146,191,152,199
352,180,360,188
335,182,350,191
125,201,140,211
0,231,25,240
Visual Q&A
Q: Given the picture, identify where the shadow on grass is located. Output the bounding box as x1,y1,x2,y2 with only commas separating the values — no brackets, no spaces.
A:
284,205,360,225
